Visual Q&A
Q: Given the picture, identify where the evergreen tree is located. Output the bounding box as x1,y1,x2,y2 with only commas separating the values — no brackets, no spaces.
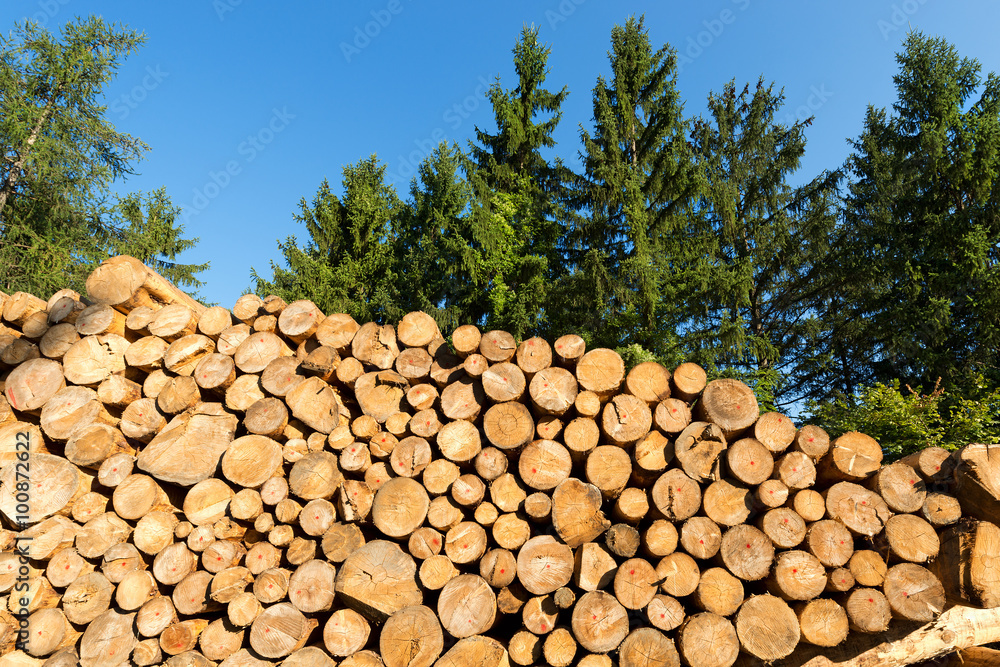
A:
840,32,1000,394
466,25,570,338
107,187,209,293
0,17,149,293
565,16,700,354
395,143,477,332
252,156,404,323
685,79,840,407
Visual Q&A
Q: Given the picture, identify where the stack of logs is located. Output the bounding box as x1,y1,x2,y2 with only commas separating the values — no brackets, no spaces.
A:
0,255,999,667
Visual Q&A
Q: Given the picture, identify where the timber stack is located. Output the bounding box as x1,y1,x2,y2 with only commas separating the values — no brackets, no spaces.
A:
0,255,998,667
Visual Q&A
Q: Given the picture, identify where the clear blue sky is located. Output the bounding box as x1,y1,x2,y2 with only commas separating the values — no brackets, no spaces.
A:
4,1,1000,308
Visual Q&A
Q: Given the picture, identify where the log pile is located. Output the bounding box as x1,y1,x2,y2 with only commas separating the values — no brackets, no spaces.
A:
0,255,998,667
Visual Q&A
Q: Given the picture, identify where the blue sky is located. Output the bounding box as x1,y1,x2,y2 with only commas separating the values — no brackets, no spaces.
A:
4,1,1000,308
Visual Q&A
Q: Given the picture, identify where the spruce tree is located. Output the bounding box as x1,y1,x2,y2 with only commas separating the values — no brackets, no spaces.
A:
466,24,570,338
566,15,700,354
841,32,1000,393
686,79,839,407
252,156,404,323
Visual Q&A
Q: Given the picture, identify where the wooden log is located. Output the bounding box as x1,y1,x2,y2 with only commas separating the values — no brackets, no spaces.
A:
754,411,796,454
677,612,739,667
817,431,883,484
805,519,854,568
276,300,324,344
571,591,629,653
78,609,136,667
719,525,774,581
437,574,496,638
849,549,888,588
482,401,533,450
287,559,336,614
261,355,306,398
551,477,611,547
64,423,133,470
354,370,407,424
112,473,174,520
651,468,702,522
148,304,200,342
654,397,692,434
694,378,759,441
726,437,774,485
136,595,177,638
734,594,799,662
656,552,701,597
601,393,652,446
479,548,516,589
703,479,753,527
61,571,114,625
335,540,423,622
517,535,574,595
796,599,849,648
614,487,650,525
675,421,727,482
922,492,962,527
24,608,78,658
419,554,459,590
691,566,744,618
518,439,571,492
585,445,631,499
234,331,292,374
953,443,1000,525
758,507,807,549
794,489,826,522
900,445,956,485
575,348,624,399
352,322,399,370
842,587,893,634
618,627,680,667
124,304,156,336
5,358,65,414
522,593,558,635
119,397,166,443
249,603,316,659
394,347,431,383
124,335,169,372
481,361,525,403
766,550,826,601
614,557,658,610
195,305,232,340
825,481,891,537
931,519,1000,609
2,292,47,328
322,608,370,657
870,461,927,513
47,289,87,324
575,390,601,417
0,452,91,525
883,563,945,622
563,417,599,464
75,304,127,339
881,514,940,563
444,520,487,564
0,336,39,368
773,451,816,489
39,323,80,360
137,402,238,486
542,627,577,667
193,352,236,395
157,375,201,414
96,374,142,408
86,255,205,315
436,636,508,667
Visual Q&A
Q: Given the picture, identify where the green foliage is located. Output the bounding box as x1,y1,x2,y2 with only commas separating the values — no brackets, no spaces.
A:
252,156,404,324
839,31,1000,396
565,15,699,352
0,17,204,297
807,376,1000,459
466,24,571,338
683,78,840,407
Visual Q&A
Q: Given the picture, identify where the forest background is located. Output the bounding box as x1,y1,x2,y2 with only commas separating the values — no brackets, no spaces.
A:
2,7,999,458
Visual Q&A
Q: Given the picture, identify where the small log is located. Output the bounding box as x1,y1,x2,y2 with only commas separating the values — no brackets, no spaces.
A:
884,563,945,622
694,378,759,440
65,423,133,470
758,507,807,549
754,411,797,453
817,431,883,484
193,353,237,395
482,401,534,450
323,608,370,658
870,461,927,513
844,587,892,633
773,451,816,489
601,393,652,446
796,598,849,648
438,574,496,638
39,323,80,360
657,552,701,597
618,627,680,667
248,603,316,659
97,374,142,409
651,468,702,522
882,514,940,563
675,421,727,482
726,437,774,485
571,591,629,653
806,519,855,568
719,525,774,581
767,550,827,601
575,348,624,399
703,479,753,527
585,445,632,499
678,612,739,667
793,489,827,522
480,548,517,589
922,492,962,527
850,549,888,587
680,516,720,559
734,594,799,662
522,593,558,635
335,540,423,622
517,535,574,595
825,481,891,536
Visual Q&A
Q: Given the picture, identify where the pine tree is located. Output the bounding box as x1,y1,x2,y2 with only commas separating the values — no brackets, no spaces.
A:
0,17,148,294
107,187,209,293
395,143,477,332
252,156,404,323
685,78,840,407
840,32,1000,393
565,15,700,354
466,24,570,338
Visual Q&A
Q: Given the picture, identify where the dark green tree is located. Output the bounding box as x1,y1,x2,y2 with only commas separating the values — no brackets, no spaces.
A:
466,24,570,338
685,79,840,408
395,142,477,332
0,17,148,293
564,15,700,355
840,32,1000,394
106,187,209,293
252,156,404,323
